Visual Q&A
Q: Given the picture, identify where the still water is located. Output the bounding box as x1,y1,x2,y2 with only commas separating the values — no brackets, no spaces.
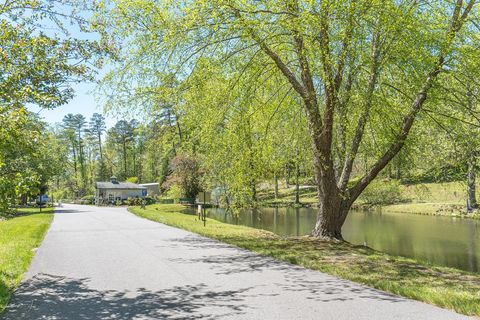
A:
204,207,480,272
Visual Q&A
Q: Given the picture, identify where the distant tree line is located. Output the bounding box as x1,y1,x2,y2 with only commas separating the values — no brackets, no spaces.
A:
0,0,107,214
51,105,185,199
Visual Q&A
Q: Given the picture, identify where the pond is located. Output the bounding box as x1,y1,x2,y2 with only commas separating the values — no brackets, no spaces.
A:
203,207,480,272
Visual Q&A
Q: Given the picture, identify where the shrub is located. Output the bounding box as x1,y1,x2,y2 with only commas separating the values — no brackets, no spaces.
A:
125,197,155,206
51,189,68,202
125,198,134,206
165,184,183,200
158,198,174,204
81,195,95,204
125,197,141,206
163,153,202,198
359,179,404,206
144,197,156,205
126,176,139,183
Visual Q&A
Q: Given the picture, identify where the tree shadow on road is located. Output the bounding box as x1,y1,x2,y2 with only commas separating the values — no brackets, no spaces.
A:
54,208,89,214
167,236,406,304
1,274,252,320
163,235,250,252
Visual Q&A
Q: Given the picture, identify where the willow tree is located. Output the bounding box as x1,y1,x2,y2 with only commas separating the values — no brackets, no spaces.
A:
175,58,313,207
97,0,478,239
427,45,480,212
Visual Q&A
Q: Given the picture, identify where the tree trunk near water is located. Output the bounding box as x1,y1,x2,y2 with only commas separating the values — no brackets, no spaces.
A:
251,182,257,203
311,165,348,240
274,173,279,199
467,155,477,212
294,162,300,205
285,164,291,187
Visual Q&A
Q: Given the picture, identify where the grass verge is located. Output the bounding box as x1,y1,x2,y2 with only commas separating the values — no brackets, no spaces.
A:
0,208,53,313
130,204,480,316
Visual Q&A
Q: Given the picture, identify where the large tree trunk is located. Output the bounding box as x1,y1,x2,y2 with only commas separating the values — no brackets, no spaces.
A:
467,154,477,212
302,96,348,239
311,168,347,240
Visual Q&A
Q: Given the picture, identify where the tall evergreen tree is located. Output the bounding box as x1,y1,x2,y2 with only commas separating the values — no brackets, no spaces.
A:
108,120,135,178
89,113,107,160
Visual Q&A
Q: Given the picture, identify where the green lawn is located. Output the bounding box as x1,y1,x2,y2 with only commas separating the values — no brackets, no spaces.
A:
398,182,467,204
0,208,53,313
130,204,480,316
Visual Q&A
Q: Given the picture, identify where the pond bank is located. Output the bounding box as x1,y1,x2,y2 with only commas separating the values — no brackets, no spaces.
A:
258,198,480,220
129,204,480,317
379,202,480,219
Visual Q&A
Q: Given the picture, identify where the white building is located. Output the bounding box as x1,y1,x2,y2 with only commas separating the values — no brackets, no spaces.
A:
139,183,160,196
95,176,147,205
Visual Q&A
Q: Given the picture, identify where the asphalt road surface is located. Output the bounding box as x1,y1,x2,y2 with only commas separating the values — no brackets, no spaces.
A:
1,204,472,319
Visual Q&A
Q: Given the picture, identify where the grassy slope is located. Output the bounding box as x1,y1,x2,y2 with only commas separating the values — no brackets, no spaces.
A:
397,182,467,204
259,181,469,205
258,181,480,217
0,208,53,313
382,182,480,217
130,204,480,316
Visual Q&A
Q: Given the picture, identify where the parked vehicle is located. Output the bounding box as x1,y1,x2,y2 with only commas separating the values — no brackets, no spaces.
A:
36,194,49,205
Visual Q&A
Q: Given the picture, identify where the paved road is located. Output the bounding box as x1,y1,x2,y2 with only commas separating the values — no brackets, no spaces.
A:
2,204,472,320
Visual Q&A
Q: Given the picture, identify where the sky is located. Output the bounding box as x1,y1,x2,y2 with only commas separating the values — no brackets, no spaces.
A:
26,4,119,129
29,81,118,129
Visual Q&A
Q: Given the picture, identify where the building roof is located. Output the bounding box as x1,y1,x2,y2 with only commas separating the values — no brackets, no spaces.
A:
139,183,160,187
96,182,147,190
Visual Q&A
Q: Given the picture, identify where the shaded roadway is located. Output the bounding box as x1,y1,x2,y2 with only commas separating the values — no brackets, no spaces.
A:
1,204,472,319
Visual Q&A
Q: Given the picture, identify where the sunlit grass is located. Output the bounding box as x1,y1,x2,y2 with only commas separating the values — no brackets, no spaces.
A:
382,202,480,219
130,204,480,316
399,182,468,204
0,208,53,313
